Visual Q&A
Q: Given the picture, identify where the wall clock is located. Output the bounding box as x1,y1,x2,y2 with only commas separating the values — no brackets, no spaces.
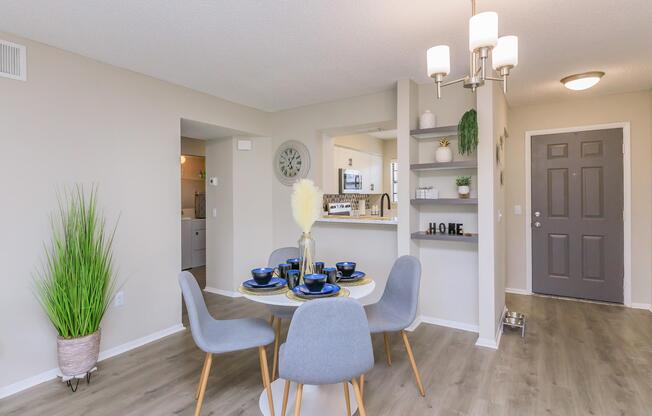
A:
274,140,311,186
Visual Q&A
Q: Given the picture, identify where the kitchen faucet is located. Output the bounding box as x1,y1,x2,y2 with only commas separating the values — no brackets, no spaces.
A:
380,193,391,217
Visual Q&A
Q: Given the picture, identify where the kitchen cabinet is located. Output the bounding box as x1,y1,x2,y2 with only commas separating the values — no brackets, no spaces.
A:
181,155,205,181
182,218,206,269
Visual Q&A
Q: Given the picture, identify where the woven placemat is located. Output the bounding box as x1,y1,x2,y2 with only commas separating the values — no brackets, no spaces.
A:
238,285,289,296
337,277,373,287
286,287,350,302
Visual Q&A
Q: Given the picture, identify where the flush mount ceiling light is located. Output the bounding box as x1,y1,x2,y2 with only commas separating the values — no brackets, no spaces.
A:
427,0,519,99
560,71,605,91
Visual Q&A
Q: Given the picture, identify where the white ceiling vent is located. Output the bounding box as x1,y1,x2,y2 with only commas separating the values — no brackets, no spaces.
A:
0,39,27,81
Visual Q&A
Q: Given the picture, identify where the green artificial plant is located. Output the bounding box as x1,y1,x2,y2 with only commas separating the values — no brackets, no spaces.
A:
456,176,472,187
457,109,478,155
35,186,117,339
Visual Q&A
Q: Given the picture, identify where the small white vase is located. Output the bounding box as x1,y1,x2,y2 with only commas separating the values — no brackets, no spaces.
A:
458,186,470,199
419,110,436,129
435,146,453,163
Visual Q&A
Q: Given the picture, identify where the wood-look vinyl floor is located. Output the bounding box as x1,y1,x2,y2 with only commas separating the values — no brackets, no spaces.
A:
3,291,652,416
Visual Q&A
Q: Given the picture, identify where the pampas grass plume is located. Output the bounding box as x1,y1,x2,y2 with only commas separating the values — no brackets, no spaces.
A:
291,179,323,233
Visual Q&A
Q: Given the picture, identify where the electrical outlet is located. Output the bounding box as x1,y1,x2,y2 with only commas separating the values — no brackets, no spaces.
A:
114,291,124,307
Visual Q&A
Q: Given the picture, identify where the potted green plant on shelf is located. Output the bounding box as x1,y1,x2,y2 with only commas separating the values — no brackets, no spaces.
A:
458,109,478,155
456,176,472,199
35,186,117,381
435,137,453,163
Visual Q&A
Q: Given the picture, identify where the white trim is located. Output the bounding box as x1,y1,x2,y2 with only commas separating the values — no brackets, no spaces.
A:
418,315,479,333
475,305,507,350
204,286,242,298
505,287,532,295
405,316,422,332
525,122,632,306
0,324,185,399
630,302,652,311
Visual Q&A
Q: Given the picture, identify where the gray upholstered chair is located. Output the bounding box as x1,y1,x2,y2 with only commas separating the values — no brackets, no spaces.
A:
278,297,374,416
179,271,276,416
365,255,425,396
267,246,299,380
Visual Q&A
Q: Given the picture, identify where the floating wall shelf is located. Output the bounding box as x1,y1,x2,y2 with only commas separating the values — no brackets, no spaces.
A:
410,160,477,171
410,198,478,206
411,231,478,243
410,125,458,140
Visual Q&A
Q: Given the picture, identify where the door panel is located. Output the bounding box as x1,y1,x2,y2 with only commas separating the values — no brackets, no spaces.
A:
532,128,623,303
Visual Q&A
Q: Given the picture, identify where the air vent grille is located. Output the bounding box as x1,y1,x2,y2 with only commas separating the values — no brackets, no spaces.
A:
0,40,26,81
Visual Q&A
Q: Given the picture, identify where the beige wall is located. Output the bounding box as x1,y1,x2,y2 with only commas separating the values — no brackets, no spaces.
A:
505,90,652,305
333,133,384,155
180,137,206,157
0,31,270,392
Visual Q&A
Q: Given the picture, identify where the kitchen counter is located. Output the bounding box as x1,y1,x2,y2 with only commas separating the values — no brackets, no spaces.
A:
315,215,398,225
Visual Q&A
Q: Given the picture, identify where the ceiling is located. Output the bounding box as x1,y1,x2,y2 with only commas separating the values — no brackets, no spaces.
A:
181,118,254,140
1,0,651,111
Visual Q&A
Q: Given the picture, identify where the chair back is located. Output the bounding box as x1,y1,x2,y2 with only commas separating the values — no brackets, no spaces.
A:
267,247,300,268
378,255,421,328
279,297,374,385
178,271,212,352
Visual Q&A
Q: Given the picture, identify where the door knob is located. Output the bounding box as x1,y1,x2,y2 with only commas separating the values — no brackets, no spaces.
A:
534,211,541,217
533,221,541,228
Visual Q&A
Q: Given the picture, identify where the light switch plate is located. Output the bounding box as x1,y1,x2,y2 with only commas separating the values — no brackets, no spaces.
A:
237,139,252,151
212,208,217,218
208,177,218,186
514,205,522,215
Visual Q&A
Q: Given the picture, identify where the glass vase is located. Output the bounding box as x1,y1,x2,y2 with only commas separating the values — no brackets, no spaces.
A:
297,232,315,280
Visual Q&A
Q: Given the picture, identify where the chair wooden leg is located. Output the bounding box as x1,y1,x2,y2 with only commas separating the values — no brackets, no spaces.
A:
359,374,365,401
194,353,212,416
195,353,210,400
293,384,303,416
272,318,282,380
259,346,276,416
401,330,425,397
281,379,291,416
343,382,351,416
383,332,392,366
351,378,366,416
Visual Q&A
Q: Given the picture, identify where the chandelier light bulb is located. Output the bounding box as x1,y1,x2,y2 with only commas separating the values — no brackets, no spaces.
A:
492,36,518,70
469,11,498,51
427,45,451,77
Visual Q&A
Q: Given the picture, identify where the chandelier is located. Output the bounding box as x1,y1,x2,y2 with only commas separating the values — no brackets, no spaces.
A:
427,0,519,99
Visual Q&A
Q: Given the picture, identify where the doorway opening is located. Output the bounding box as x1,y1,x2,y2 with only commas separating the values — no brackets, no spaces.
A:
525,123,631,305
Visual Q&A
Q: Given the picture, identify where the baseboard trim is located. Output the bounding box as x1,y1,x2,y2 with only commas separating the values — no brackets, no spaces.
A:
204,286,242,298
505,287,532,295
0,324,185,400
475,336,499,349
630,302,652,311
418,315,479,333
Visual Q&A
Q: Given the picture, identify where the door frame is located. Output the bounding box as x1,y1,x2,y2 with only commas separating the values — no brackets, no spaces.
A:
524,122,631,306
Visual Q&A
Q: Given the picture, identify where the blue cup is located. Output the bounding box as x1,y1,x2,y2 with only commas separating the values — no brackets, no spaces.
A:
286,270,300,290
324,267,339,284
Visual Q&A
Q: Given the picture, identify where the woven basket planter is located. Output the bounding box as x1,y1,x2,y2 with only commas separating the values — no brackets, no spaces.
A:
57,329,101,376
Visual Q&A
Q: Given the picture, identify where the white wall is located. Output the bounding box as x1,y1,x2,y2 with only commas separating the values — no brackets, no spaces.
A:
0,32,270,393
505,90,652,305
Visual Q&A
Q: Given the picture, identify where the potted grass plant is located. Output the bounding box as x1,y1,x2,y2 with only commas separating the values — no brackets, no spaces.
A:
456,176,472,199
458,109,478,155
35,186,117,378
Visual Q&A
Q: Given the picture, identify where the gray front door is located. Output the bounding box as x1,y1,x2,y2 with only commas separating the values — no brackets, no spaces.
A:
531,129,623,303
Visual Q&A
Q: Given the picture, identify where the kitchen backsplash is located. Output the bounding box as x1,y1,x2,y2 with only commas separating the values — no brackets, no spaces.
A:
322,194,384,211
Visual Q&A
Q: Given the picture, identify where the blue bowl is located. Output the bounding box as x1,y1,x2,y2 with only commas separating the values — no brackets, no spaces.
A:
303,273,327,292
251,267,274,285
336,262,357,277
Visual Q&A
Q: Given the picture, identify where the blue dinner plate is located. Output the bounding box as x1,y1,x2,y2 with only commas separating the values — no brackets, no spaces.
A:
339,271,366,281
293,283,341,298
243,277,286,289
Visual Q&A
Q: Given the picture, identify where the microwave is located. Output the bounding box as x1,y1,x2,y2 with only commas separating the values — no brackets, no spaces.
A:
339,169,362,194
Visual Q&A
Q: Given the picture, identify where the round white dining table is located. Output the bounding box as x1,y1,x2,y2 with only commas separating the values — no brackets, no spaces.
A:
241,279,376,416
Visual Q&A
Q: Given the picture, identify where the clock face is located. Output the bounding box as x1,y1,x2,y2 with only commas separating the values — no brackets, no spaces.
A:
274,140,310,185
